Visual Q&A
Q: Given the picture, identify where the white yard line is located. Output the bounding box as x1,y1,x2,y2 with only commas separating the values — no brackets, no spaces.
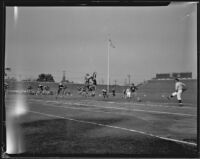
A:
29,99,196,117
65,102,196,117
7,91,196,107
29,110,197,147
29,100,171,119
83,99,196,109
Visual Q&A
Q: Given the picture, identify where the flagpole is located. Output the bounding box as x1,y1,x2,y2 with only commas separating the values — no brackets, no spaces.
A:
107,38,110,93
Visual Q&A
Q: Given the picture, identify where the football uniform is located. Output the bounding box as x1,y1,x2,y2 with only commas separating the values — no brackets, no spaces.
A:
168,80,186,105
38,84,43,91
57,83,64,95
172,82,186,100
102,89,107,98
126,88,131,98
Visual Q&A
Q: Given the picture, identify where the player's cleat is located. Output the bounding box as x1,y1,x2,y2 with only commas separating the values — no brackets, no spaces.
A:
137,97,141,102
179,103,183,106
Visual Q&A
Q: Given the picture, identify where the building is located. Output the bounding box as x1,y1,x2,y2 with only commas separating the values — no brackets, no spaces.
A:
155,72,192,80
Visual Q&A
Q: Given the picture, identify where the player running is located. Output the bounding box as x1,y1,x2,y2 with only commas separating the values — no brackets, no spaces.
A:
90,72,97,96
130,83,137,93
83,72,97,97
78,86,88,97
84,73,91,90
130,83,138,99
112,87,116,96
43,85,50,95
36,84,44,95
125,88,131,99
102,89,108,98
57,82,64,97
167,78,187,106
92,72,97,86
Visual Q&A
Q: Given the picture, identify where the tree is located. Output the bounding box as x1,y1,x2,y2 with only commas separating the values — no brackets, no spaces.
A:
37,73,55,82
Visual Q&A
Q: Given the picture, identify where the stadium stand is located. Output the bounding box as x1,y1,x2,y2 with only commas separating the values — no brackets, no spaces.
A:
156,72,192,80
137,79,197,104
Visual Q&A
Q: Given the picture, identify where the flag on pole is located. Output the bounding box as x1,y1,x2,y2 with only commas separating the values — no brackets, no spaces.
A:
109,39,115,48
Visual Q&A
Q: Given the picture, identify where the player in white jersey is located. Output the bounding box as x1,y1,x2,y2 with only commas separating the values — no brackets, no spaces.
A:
167,78,187,106
126,88,131,99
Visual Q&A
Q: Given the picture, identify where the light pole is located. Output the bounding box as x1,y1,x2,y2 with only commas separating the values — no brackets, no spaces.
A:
128,74,131,85
107,39,110,93
107,37,115,93
114,80,117,89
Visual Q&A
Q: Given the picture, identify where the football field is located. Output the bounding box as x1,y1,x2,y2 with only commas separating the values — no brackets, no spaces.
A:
5,92,198,157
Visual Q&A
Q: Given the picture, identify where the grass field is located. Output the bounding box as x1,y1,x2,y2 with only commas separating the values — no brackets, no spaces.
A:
5,79,198,157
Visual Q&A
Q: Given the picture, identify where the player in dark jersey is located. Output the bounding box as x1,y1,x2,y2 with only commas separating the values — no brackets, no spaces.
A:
85,73,91,89
92,72,97,86
112,87,116,96
130,83,137,93
44,85,49,91
102,89,108,98
92,72,97,79
90,72,97,96
57,82,64,96
130,83,138,99
83,72,97,97
88,84,95,97
78,86,88,97
123,89,126,98
42,85,50,95
38,84,44,91
37,84,44,95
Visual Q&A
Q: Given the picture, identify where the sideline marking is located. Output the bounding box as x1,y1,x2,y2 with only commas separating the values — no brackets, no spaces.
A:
29,99,196,117
7,90,196,107
29,110,197,146
65,102,196,117
82,99,196,109
28,100,156,119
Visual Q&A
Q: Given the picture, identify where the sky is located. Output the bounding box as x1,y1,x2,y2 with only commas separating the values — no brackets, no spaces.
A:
5,2,197,85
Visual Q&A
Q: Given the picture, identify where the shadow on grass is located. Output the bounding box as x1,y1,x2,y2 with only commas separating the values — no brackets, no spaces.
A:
19,118,198,157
